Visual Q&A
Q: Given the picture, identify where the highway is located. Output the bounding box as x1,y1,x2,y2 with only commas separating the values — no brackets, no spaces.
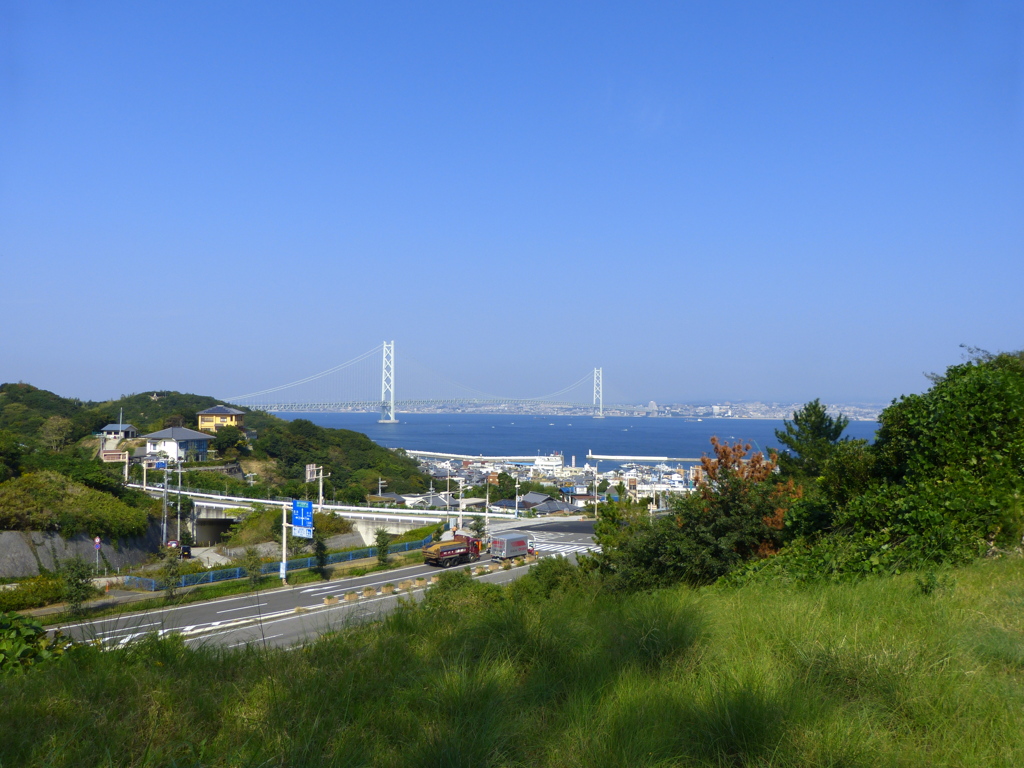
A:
54,521,599,650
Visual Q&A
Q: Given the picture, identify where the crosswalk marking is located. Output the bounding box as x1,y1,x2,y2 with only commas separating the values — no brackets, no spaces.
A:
533,542,601,555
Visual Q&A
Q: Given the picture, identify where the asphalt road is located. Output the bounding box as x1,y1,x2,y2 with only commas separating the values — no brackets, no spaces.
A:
55,521,598,650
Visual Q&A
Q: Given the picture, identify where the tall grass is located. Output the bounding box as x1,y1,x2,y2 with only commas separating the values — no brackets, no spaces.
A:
2,558,1024,766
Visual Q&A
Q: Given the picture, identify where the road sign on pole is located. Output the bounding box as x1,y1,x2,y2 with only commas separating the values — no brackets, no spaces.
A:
291,499,314,539
94,536,102,550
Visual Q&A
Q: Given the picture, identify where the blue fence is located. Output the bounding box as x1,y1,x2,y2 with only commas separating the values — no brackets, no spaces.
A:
124,535,434,592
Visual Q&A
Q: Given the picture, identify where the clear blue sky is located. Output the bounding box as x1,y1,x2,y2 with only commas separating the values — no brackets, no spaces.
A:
2,2,1021,406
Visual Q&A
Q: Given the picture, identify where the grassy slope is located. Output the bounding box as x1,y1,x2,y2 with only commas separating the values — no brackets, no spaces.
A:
3,558,1024,767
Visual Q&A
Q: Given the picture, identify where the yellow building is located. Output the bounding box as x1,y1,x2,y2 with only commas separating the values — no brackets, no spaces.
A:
197,405,245,432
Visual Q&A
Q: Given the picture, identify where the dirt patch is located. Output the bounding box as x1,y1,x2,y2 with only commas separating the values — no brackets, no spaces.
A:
239,458,281,484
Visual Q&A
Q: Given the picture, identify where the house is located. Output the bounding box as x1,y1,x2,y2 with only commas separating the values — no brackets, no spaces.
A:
404,493,458,509
367,492,407,505
521,491,554,507
100,423,138,440
530,499,583,515
142,427,214,462
197,405,245,433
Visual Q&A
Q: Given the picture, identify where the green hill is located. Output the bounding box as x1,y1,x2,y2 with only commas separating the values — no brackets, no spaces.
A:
0,383,437,538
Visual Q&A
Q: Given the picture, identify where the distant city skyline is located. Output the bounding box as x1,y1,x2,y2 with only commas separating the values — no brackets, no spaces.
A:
2,3,1021,405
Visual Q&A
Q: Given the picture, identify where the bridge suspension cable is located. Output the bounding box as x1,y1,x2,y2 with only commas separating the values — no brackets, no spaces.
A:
226,343,383,401
225,341,606,415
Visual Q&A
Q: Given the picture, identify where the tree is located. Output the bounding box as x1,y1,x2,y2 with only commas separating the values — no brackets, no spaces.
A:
211,425,248,457
0,430,21,482
59,556,95,615
158,547,182,600
39,416,73,452
469,515,487,538
774,399,849,478
312,532,329,580
242,547,265,589
374,527,391,568
595,438,800,589
340,484,366,505
494,473,517,501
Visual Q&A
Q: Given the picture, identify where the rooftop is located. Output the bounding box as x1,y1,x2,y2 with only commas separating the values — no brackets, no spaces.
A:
197,405,245,415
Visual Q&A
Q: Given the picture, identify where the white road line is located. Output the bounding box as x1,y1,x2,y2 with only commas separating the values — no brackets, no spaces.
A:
298,563,430,594
216,602,268,614
97,621,162,636
227,634,283,649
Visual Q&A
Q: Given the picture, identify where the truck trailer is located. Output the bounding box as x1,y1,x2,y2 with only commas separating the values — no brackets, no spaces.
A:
489,532,533,560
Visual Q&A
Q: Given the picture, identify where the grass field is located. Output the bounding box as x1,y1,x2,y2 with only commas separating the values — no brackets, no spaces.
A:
3,556,1024,766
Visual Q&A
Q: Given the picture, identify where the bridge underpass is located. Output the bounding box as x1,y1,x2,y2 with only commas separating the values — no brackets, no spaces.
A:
135,485,513,547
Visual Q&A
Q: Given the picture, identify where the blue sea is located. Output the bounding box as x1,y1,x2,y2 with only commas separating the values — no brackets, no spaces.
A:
279,413,880,469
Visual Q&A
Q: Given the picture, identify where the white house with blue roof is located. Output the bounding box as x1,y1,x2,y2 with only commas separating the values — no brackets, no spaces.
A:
142,427,214,462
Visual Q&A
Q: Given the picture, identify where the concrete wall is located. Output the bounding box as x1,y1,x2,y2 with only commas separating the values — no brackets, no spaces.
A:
0,520,164,578
349,518,429,543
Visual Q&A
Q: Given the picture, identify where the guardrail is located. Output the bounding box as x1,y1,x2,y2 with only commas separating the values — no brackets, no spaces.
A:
125,484,518,521
123,536,435,592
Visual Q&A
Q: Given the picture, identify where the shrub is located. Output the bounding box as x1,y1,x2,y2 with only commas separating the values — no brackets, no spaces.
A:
0,576,66,612
59,556,95,615
0,471,151,538
0,611,73,675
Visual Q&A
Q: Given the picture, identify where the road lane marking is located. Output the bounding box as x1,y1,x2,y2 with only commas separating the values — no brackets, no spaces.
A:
97,621,162,636
216,602,268,614
227,634,283,648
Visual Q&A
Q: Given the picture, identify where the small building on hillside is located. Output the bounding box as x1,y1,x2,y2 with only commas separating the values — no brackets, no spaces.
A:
197,405,245,433
142,427,213,462
100,423,139,440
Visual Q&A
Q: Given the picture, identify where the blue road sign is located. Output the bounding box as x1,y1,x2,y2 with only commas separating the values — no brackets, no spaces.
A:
155,461,167,469
291,499,314,529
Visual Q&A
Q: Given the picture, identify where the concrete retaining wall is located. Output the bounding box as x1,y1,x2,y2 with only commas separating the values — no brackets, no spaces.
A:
0,519,164,578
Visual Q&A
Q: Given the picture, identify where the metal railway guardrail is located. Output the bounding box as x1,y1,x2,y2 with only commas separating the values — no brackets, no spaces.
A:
124,535,434,592
125,484,518,521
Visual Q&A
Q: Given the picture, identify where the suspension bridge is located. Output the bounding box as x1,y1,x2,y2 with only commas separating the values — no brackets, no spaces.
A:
227,342,613,420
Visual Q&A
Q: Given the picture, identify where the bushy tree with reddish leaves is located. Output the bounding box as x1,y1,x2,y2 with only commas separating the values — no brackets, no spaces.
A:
594,438,801,589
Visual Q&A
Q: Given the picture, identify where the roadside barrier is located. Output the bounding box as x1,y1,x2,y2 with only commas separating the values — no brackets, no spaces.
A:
123,535,434,592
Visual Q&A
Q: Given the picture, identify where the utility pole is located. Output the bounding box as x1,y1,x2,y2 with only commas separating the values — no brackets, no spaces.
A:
514,477,520,518
161,466,168,544
458,481,464,531
306,463,330,519
280,502,289,585
176,462,184,540
593,461,600,520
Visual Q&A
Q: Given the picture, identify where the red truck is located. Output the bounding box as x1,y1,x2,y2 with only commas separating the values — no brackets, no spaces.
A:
422,534,482,568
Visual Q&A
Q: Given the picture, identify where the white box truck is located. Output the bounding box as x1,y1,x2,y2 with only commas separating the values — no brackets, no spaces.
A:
489,532,534,560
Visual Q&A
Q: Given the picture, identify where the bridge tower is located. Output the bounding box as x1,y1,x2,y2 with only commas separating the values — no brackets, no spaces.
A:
379,341,398,423
593,367,604,419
